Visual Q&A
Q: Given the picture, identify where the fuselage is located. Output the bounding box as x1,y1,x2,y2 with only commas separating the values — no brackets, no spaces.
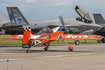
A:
27,18,102,34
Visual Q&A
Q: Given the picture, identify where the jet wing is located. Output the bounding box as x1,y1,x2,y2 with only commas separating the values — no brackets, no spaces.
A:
0,25,22,29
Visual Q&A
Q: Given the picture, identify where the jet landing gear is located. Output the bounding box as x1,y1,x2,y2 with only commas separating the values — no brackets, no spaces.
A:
61,40,74,51
102,38,105,43
75,40,80,45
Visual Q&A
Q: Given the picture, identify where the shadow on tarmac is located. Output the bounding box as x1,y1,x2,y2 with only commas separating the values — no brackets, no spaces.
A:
2,49,93,53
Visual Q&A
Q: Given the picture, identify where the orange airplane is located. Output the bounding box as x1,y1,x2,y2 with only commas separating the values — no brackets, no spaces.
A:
10,27,100,53
10,16,100,53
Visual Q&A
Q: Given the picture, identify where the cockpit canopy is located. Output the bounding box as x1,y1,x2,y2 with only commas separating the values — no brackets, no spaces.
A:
36,28,53,35
75,5,93,23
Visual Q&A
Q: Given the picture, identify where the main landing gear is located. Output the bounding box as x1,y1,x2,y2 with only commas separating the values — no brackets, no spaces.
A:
61,40,74,51
102,38,105,43
44,46,49,51
43,43,50,51
75,40,80,45
69,46,74,51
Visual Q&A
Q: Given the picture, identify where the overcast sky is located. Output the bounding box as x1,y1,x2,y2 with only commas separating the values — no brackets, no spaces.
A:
0,0,105,22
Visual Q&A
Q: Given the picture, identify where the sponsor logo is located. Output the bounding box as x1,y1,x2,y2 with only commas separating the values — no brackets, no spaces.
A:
65,35,95,39
16,35,23,38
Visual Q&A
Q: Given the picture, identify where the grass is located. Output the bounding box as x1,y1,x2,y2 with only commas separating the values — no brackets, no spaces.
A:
0,35,101,46
50,40,97,45
0,35,22,46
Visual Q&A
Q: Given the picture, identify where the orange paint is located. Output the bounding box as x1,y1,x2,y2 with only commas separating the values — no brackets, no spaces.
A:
22,31,31,44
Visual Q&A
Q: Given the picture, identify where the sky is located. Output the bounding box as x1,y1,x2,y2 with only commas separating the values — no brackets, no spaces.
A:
0,0,105,22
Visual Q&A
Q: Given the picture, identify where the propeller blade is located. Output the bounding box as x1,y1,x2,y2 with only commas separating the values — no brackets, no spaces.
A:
59,15,64,26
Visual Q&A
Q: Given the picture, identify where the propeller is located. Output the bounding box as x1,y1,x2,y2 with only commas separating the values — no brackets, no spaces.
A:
58,15,72,34
59,15,65,26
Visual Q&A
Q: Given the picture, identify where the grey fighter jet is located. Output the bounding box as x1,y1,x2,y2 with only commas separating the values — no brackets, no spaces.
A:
0,6,102,35
93,14,105,43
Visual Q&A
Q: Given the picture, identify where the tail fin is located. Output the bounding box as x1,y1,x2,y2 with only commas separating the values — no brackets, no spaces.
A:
0,11,11,27
6,7,29,25
0,11,11,34
93,14,105,25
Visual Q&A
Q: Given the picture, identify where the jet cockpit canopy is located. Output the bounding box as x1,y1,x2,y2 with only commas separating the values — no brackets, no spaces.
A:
75,5,93,23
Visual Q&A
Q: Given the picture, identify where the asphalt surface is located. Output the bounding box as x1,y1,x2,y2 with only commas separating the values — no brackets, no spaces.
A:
0,43,105,70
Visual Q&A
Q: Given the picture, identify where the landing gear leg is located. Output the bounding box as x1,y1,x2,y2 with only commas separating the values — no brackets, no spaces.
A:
26,44,31,53
26,48,29,53
61,40,74,51
44,43,50,51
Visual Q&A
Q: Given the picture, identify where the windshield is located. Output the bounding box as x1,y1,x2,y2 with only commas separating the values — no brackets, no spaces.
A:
36,28,53,35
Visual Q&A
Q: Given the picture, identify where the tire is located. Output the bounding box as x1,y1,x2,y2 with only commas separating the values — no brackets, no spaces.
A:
102,38,105,43
69,46,74,51
44,46,49,51
75,40,80,45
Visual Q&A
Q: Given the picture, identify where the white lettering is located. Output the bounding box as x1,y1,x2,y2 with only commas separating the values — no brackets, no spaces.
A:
83,35,88,38
16,35,23,38
66,35,73,38
79,36,81,38
72,35,78,38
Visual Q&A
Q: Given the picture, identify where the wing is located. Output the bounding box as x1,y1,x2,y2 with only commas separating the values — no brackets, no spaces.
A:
62,34,100,40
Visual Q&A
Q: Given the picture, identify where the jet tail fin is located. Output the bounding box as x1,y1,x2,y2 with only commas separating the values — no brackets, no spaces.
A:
0,11,11,26
93,14,105,25
0,11,11,34
6,7,29,25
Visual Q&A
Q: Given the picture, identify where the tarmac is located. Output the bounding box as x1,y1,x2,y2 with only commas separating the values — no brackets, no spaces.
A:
0,43,105,70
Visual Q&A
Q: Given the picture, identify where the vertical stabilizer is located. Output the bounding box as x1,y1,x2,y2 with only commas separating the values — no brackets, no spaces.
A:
0,11,11,27
93,14,105,25
7,7,29,25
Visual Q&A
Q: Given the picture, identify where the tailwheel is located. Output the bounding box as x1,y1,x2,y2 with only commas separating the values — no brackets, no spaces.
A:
69,46,74,51
26,49,29,53
44,46,49,51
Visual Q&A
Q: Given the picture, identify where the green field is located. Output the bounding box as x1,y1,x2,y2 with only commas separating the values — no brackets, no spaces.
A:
0,35,101,46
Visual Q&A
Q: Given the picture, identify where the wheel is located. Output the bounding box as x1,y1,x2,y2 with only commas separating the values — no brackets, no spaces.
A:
75,40,80,45
102,38,105,43
44,46,49,51
69,46,74,51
